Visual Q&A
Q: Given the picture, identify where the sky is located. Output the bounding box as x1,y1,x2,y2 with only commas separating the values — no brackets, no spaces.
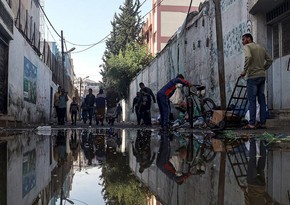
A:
44,0,151,83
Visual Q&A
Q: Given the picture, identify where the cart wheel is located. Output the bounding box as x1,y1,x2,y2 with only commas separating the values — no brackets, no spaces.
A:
218,120,226,130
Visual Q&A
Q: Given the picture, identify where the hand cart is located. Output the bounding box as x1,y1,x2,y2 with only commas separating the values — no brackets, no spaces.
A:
211,76,248,130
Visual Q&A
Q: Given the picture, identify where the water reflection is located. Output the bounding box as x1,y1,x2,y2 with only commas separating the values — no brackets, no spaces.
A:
1,128,289,204
132,130,156,174
0,128,154,205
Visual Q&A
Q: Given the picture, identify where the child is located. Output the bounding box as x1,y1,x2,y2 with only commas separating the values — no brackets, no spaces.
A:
70,97,79,125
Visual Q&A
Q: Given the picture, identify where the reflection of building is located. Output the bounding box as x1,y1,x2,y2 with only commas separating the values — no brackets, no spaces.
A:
142,0,201,55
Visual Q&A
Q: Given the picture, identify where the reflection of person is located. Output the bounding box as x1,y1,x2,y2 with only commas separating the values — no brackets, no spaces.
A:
58,89,68,125
132,92,142,125
245,139,276,204
54,86,62,124
95,88,106,126
69,97,79,125
241,33,273,129
132,130,156,173
85,88,96,125
55,130,67,163
69,130,79,160
157,74,192,130
95,134,106,164
156,132,191,184
81,130,94,165
139,82,156,126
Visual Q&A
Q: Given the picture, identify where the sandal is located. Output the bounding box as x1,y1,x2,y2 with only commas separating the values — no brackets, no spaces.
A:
242,124,255,129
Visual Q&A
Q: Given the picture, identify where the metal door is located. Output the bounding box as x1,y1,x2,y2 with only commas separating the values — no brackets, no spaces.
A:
0,40,8,114
269,17,290,109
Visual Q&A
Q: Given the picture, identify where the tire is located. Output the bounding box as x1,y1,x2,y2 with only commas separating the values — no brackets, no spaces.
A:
202,98,217,122
201,140,216,163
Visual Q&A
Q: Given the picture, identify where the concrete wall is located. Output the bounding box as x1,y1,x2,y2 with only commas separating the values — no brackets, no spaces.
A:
8,27,53,123
128,0,256,122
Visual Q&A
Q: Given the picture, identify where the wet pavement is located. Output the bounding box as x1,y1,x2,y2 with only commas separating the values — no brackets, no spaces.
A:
0,121,290,205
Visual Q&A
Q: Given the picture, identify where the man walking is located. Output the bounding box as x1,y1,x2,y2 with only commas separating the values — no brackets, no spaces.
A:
241,33,273,129
85,88,95,125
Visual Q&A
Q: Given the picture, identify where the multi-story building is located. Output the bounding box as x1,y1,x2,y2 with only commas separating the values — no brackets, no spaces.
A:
0,0,75,124
142,0,203,55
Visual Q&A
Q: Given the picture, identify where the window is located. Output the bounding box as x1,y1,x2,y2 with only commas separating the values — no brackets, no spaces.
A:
273,25,279,59
272,16,290,58
282,17,290,56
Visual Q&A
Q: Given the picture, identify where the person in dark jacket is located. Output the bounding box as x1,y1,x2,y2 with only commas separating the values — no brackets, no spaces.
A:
69,97,79,125
95,88,106,126
139,82,156,126
132,92,142,125
157,74,192,130
85,88,95,125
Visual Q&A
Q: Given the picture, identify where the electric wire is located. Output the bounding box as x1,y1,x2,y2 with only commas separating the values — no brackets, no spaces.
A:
40,0,168,54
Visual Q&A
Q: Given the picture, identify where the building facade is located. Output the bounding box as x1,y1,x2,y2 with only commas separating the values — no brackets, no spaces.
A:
0,0,75,124
142,0,202,55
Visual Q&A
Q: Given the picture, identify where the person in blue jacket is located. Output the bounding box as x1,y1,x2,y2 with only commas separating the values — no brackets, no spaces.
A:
157,74,192,130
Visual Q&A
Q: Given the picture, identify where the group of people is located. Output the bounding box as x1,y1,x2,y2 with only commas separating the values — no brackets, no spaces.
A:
53,86,69,125
132,33,273,131
54,87,122,126
81,88,122,126
132,75,192,130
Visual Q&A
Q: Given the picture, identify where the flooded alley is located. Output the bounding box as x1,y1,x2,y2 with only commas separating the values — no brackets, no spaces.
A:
1,126,290,205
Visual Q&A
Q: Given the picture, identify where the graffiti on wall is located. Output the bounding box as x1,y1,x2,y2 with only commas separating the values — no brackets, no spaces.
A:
221,0,238,11
23,57,37,104
22,150,36,197
223,22,247,58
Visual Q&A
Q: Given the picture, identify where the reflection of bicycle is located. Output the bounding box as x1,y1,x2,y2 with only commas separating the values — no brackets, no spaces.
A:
185,133,216,174
186,85,217,128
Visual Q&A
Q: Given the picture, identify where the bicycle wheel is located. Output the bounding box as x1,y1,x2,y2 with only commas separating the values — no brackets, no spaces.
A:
202,98,217,121
201,139,216,163
186,96,194,128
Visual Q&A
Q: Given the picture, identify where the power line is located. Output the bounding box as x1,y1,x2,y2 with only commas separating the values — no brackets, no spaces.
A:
40,0,165,53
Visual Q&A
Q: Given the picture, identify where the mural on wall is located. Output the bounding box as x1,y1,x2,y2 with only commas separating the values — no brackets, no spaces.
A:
221,0,238,11
23,57,37,104
223,22,247,58
22,150,36,197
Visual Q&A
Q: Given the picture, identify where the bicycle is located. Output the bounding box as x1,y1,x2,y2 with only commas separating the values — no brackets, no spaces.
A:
186,85,217,128
186,132,216,174
172,131,216,175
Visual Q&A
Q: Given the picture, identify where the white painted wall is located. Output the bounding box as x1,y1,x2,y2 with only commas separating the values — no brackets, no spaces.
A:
8,27,52,123
7,133,52,205
128,0,252,122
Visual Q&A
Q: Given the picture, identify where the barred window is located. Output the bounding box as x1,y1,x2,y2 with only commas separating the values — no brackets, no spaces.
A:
282,17,290,56
273,24,279,59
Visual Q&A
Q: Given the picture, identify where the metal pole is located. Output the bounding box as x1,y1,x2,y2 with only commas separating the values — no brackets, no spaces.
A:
213,0,227,205
61,30,65,89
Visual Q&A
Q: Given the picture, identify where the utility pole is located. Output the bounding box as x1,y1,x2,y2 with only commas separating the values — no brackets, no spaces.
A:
213,0,227,205
61,30,65,90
